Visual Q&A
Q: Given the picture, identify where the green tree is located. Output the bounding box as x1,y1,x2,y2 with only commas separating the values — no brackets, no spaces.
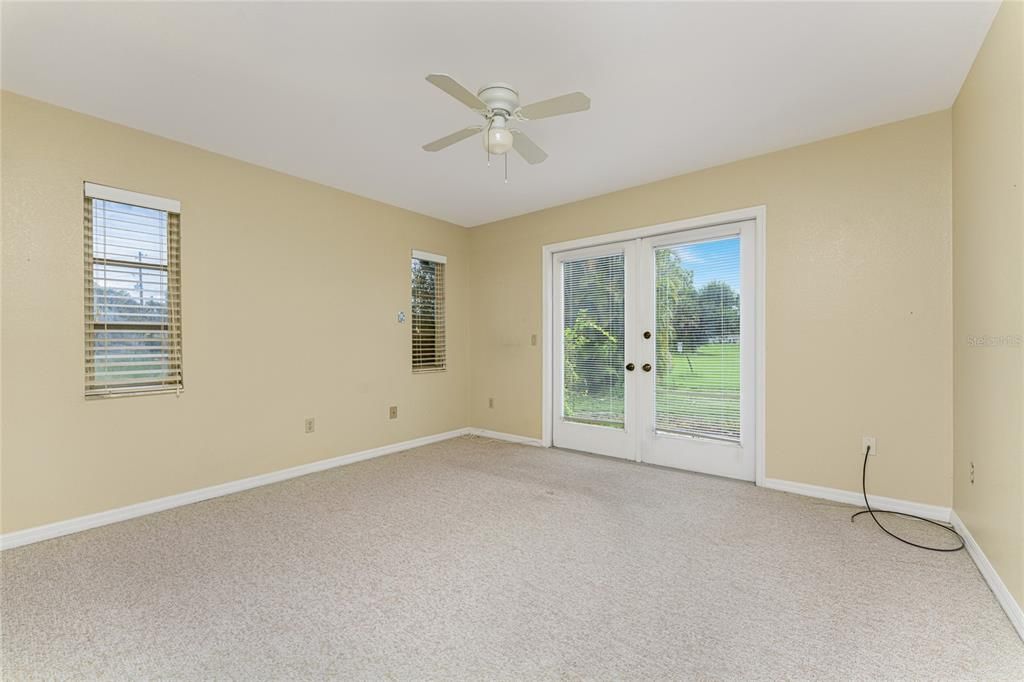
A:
563,309,619,413
696,281,740,342
563,256,624,345
561,256,626,414
656,249,698,374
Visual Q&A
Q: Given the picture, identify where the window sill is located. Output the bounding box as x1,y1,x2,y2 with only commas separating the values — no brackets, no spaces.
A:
85,387,183,400
412,367,447,374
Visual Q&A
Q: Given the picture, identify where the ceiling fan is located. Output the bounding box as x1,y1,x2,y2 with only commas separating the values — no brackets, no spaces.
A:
422,74,591,166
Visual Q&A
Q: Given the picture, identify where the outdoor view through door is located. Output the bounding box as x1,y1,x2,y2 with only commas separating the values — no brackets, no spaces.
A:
553,218,756,480
560,239,741,442
655,237,740,442
562,253,626,429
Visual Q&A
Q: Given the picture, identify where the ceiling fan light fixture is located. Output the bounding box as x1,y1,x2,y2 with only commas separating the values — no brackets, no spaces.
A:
484,126,514,155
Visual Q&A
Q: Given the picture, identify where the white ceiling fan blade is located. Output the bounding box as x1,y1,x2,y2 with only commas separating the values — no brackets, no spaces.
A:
517,92,590,120
422,126,483,152
426,74,488,112
511,130,548,164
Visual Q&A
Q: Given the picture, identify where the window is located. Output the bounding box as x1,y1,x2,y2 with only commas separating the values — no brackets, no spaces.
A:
84,183,182,397
411,250,446,372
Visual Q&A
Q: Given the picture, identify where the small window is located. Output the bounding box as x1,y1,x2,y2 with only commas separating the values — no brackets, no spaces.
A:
411,250,446,372
84,183,183,397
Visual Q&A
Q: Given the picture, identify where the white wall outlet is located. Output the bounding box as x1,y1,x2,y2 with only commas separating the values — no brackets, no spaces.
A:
389,406,398,420
862,436,876,456
304,417,315,434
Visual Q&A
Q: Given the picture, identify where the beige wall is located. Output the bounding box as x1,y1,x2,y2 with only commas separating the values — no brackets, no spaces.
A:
952,0,1024,607
0,92,963,534
1,92,470,533
468,111,954,506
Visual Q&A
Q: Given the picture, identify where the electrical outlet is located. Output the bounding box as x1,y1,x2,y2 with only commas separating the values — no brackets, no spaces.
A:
862,436,876,456
304,417,315,434
970,461,975,485
389,405,398,420
488,397,494,409
530,334,537,346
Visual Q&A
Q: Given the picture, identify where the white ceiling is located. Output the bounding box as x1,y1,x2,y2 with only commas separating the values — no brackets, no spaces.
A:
1,2,998,227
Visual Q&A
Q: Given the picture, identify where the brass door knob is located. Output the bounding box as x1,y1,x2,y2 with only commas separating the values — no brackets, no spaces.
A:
642,363,652,372
625,363,635,371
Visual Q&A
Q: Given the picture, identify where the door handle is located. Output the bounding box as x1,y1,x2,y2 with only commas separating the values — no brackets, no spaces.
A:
625,362,635,371
643,331,652,339
642,363,652,372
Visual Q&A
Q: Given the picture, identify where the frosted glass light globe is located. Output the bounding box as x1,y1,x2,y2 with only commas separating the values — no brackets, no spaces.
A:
484,127,514,154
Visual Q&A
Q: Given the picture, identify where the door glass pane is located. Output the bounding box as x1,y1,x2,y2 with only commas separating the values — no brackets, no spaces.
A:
562,253,626,428
655,237,740,442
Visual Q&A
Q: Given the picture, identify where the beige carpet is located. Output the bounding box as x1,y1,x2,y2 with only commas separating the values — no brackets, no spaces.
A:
2,436,1022,680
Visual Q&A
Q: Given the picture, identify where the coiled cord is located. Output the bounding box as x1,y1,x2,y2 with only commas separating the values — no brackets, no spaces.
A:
850,445,965,552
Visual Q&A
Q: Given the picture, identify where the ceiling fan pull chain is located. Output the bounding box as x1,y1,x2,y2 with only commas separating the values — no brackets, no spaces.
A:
486,118,492,167
504,151,509,184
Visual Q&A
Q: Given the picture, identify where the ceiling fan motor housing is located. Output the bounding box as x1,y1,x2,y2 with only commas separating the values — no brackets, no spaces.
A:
477,83,519,116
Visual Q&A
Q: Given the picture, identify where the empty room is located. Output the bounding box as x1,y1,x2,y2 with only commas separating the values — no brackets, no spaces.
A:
1,1,1022,679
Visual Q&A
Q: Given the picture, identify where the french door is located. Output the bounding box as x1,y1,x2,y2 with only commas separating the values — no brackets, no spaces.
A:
552,220,756,481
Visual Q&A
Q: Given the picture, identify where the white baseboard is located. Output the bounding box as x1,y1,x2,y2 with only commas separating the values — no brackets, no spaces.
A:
0,427,473,551
467,428,547,447
951,511,1024,642
762,479,1023,642
761,477,952,522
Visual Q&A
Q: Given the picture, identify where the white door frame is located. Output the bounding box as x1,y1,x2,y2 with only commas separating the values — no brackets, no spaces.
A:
541,205,767,486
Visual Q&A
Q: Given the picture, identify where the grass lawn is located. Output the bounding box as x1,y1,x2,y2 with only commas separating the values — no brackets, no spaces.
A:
566,343,740,438
657,343,739,438
662,343,739,391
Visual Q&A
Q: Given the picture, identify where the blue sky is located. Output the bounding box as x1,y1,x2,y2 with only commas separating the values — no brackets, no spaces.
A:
671,237,741,292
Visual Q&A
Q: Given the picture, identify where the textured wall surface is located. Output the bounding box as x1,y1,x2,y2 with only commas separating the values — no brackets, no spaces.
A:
952,0,1024,608
1,93,470,533
468,111,954,506
2,97,959,534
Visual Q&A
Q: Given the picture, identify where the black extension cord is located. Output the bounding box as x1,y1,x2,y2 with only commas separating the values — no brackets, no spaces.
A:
850,445,965,552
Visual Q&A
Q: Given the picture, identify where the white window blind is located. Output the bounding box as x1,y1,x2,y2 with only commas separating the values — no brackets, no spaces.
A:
84,185,183,397
561,253,626,428
411,251,446,372
654,236,741,442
